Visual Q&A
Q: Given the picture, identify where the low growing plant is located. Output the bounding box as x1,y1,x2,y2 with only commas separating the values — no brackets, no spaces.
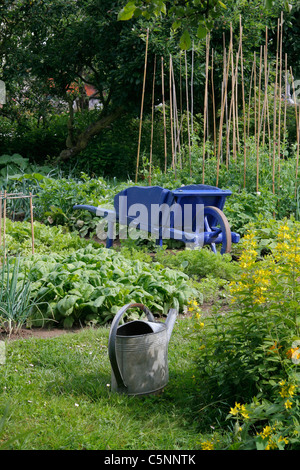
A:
0,255,47,335
17,244,200,328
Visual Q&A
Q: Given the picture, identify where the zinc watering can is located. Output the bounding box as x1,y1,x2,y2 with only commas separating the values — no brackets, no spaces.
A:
108,303,177,396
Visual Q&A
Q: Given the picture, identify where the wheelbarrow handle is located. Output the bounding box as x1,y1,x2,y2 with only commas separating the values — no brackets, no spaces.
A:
108,303,155,391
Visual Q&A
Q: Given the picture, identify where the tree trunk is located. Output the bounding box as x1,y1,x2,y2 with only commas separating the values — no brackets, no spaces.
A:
58,106,124,161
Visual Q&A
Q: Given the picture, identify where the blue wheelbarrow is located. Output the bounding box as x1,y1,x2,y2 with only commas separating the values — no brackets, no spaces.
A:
73,184,240,254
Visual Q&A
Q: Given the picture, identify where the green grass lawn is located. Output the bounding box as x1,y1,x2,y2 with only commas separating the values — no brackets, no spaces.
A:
0,317,204,450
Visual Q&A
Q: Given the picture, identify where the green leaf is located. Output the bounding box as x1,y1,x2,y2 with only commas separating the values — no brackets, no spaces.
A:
171,20,181,31
197,24,208,39
57,295,79,316
179,30,191,50
264,0,273,9
218,0,227,8
118,2,137,21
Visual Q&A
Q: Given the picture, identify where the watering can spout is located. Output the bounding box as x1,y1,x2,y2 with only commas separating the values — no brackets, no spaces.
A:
165,308,177,343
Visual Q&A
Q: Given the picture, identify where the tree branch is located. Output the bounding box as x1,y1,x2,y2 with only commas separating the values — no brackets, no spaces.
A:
57,106,124,161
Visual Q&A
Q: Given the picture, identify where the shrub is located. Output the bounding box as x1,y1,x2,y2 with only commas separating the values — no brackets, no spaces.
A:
192,220,300,433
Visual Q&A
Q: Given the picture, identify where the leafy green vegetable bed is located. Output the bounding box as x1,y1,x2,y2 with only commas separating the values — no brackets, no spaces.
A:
18,245,198,328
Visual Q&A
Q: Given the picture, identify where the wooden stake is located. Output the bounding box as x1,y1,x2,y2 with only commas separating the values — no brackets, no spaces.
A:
135,28,149,183
149,55,156,185
161,57,167,173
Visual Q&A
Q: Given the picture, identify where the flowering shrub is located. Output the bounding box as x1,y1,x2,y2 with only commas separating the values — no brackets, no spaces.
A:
194,219,300,449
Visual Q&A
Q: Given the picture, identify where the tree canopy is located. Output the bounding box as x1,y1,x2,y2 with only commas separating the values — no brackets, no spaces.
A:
0,0,299,168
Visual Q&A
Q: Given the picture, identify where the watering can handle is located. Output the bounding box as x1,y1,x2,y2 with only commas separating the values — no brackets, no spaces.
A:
108,303,155,391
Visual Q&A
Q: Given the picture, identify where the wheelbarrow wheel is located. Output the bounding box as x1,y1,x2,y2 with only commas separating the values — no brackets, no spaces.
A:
204,206,232,254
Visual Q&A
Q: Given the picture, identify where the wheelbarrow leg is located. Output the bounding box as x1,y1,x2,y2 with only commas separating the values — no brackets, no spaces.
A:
204,215,217,254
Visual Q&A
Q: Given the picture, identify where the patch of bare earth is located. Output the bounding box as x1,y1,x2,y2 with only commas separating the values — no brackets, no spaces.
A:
0,326,84,342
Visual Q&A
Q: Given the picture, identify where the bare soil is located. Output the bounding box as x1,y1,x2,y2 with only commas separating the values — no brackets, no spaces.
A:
0,326,84,342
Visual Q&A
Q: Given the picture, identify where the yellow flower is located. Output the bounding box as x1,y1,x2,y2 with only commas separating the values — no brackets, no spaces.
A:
285,399,292,410
265,439,278,450
229,403,249,419
259,425,272,439
278,436,289,445
240,405,249,420
201,440,214,450
229,403,240,416
288,384,297,397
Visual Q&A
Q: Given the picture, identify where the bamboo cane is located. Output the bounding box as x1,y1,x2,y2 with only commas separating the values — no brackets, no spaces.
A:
202,33,210,183
233,44,242,156
135,28,149,183
169,55,175,172
226,40,241,167
223,34,228,163
296,105,300,196
220,49,226,161
262,26,268,148
254,52,257,145
272,20,279,195
161,57,167,173
191,42,194,136
171,61,181,168
185,51,192,176
239,19,247,188
256,46,262,193
211,48,217,156
217,32,232,186
149,55,156,185
0,195,2,249
230,24,237,162
235,52,240,153
247,60,254,139
171,59,178,174
283,53,287,143
278,12,283,180
224,47,230,167
291,67,299,197
179,52,183,149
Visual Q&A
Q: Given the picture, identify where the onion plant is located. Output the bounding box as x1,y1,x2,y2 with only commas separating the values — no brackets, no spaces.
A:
0,254,46,336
